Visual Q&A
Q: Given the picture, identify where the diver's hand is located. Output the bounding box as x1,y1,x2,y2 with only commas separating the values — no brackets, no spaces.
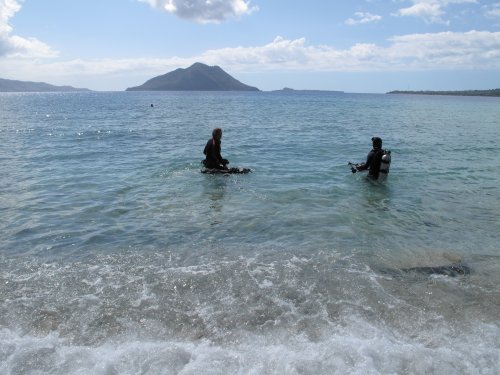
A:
354,163,364,171
351,167,357,173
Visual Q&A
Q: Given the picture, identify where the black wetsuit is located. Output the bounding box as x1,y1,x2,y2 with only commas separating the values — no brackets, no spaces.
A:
358,148,383,179
203,138,227,169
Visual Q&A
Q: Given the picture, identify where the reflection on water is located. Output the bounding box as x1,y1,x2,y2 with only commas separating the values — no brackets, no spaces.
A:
202,175,227,224
360,178,393,211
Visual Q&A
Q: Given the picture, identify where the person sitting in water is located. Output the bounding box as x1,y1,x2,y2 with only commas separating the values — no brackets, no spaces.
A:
352,137,384,179
203,128,229,170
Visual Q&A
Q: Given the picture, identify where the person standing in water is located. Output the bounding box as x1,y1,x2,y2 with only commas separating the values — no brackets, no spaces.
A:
352,137,385,180
203,128,229,170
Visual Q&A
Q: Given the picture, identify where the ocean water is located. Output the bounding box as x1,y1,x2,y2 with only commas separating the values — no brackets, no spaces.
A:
0,91,499,374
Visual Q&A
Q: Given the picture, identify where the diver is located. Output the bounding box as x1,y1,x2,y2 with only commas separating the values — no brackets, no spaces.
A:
351,137,391,181
203,128,229,170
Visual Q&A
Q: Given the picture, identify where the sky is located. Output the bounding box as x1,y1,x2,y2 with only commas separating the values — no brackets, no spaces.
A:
0,0,499,92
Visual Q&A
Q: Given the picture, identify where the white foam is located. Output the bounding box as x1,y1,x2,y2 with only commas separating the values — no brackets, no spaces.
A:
1,253,499,374
1,319,498,375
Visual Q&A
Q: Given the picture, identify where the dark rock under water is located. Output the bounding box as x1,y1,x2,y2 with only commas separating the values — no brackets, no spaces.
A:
380,263,471,278
401,263,471,276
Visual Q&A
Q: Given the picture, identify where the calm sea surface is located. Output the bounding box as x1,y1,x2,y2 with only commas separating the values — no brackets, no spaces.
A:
1,91,499,374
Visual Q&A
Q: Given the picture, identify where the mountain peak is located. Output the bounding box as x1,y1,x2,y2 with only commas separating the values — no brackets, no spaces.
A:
126,63,259,91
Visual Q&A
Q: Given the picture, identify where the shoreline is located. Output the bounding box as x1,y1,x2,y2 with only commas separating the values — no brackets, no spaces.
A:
387,89,500,97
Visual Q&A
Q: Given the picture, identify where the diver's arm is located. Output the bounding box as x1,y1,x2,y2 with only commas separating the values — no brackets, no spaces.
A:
215,147,229,166
356,150,374,171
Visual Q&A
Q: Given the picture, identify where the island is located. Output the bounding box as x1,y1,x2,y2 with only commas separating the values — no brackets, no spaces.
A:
273,87,344,94
0,78,90,92
387,89,500,97
126,62,259,91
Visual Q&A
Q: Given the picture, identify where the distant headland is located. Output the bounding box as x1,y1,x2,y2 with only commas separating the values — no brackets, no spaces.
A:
0,78,90,92
126,62,259,92
387,89,500,97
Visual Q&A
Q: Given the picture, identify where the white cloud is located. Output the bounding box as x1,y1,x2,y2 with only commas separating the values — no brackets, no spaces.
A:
385,30,500,69
0,0,19,35
0,0,57,58
484,3,500,19
138,0,258,24
193,31,500,72
1,31,499,90
345,12,382,25
394,0,478,24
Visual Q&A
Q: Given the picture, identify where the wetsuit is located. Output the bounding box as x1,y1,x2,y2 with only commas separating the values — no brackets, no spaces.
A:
203,138,227,169
357,148,383,179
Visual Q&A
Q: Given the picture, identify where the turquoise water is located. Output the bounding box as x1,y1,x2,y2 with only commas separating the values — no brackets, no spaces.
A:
1,91,499,374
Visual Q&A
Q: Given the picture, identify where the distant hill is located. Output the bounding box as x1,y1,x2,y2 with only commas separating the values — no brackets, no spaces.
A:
126,62,259,91
0,78,90,92
387,89,500,97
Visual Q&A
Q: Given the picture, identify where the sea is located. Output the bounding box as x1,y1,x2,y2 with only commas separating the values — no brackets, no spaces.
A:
0,91,499,374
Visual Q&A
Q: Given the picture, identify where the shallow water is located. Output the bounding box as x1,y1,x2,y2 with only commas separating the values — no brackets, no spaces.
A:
1,91,499,374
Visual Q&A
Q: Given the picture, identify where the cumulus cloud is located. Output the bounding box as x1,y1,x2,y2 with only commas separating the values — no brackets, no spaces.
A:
385,30,500,69
2,31,499,89
394,0,478,24
138,0,258,24
191,31,500,72
0,0,57,58
345,12,382,25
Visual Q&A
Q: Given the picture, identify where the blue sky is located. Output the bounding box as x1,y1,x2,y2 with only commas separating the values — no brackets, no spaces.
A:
1,0,499,92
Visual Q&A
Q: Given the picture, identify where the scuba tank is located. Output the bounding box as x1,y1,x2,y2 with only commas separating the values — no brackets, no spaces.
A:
377,150,391,182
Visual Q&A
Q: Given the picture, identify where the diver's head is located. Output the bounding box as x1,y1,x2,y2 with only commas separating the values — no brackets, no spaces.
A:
212,128,222,140
372,137,382,149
